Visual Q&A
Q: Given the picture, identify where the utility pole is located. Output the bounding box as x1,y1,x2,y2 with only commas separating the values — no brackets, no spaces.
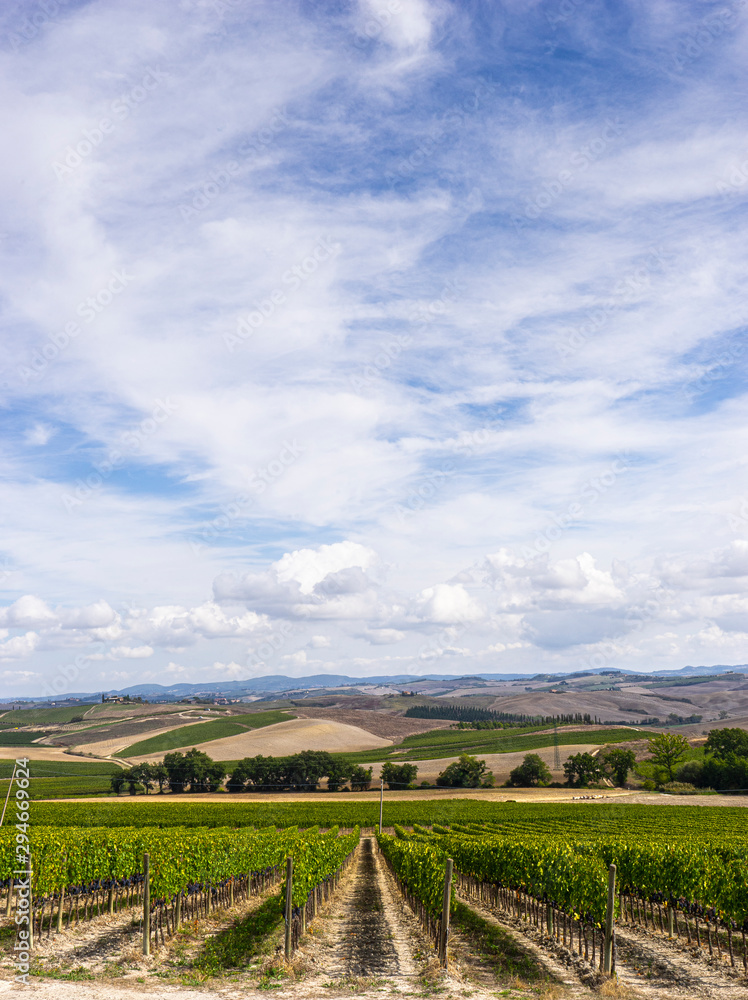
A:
284,857,293,960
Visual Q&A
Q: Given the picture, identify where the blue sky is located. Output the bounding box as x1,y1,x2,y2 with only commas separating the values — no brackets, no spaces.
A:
1,0,748,696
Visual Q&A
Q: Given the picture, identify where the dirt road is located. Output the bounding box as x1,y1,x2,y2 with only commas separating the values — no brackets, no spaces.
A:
301,837,418,979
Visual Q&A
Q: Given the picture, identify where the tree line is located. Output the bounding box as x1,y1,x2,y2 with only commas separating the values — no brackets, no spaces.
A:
110,750,496,794
404,704,594,727
507,728,748,791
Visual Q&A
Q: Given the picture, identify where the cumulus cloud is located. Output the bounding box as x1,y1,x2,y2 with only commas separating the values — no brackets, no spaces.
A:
411,583,484,625
0,632,40,660
0,596,57,630
109,645,154,659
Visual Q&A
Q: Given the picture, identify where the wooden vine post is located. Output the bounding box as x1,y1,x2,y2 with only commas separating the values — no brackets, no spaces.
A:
284,856,293,960
603,864,616,975
56,884,65,933
379,778,384,834
439,858,453,968
142,853,150,957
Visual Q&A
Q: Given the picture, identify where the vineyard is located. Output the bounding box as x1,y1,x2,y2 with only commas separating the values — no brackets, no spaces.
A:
377,819,748,980
2,801,748,995
22,796,748,836
1,824,358,958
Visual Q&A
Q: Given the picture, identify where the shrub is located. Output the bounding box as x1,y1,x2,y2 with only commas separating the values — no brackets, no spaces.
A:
660,782,700,795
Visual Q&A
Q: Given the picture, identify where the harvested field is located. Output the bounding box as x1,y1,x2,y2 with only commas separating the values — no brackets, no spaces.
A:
133,718,392,762
293,707,451,739
0,747,88,763
487,689,698,720
75,719,208,758
50,716,189,748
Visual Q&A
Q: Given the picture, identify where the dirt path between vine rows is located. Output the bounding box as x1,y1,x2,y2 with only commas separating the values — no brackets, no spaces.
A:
459,889,748,1000
292,836,570,999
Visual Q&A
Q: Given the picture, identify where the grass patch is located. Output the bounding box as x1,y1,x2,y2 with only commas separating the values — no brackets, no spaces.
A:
30,965,96,980
0,759,120,777
0,731,56,746
187,896,283,979
451,900,548,983
119,711,295,757
0,759,121,799
337,726,640,765
0,705,98,726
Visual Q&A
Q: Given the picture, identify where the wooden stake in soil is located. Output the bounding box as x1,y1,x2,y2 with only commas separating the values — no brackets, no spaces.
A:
284,856,293,960
56,886,65,933
438,858,453,968
603,864,616,975
379,778,384,834
142,853,150,957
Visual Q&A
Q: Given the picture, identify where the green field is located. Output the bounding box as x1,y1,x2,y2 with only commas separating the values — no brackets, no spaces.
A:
20,798,748,835
0,704,97,725
0,758,121,799
336,725,639,765
119,710,295,756
0,731,55,746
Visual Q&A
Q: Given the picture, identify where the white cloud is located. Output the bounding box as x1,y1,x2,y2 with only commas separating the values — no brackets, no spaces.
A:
0,632,40,660
0,2,746,691
358,0,437,50
109,645,154,659
275,542,378,595
24,424,56,446
411,583,484,625
0,596,57,629
308,635,331,648
364,628,406,644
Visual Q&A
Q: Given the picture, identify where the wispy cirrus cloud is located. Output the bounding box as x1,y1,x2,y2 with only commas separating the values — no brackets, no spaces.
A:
0,1,747,693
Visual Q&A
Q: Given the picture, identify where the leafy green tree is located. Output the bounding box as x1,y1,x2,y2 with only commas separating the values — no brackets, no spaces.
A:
380,762,418,789
563,752,603,787
120,767,142,795
508,753,551,787
286,750,336,791
600,747,637,787
675,759,705,786
436,754,488,788
349,765,373,791
163,749,225,792
705,728,748,759
326,757,353,792
164,751,189,792
129,763,155,794
646,732,690,781
110,771,127,795
152,763,169,793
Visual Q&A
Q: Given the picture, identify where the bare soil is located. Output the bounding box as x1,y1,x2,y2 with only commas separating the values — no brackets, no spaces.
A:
292,708,452,740
458,881,748,1000
133,718,392,763
51,717,193,748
